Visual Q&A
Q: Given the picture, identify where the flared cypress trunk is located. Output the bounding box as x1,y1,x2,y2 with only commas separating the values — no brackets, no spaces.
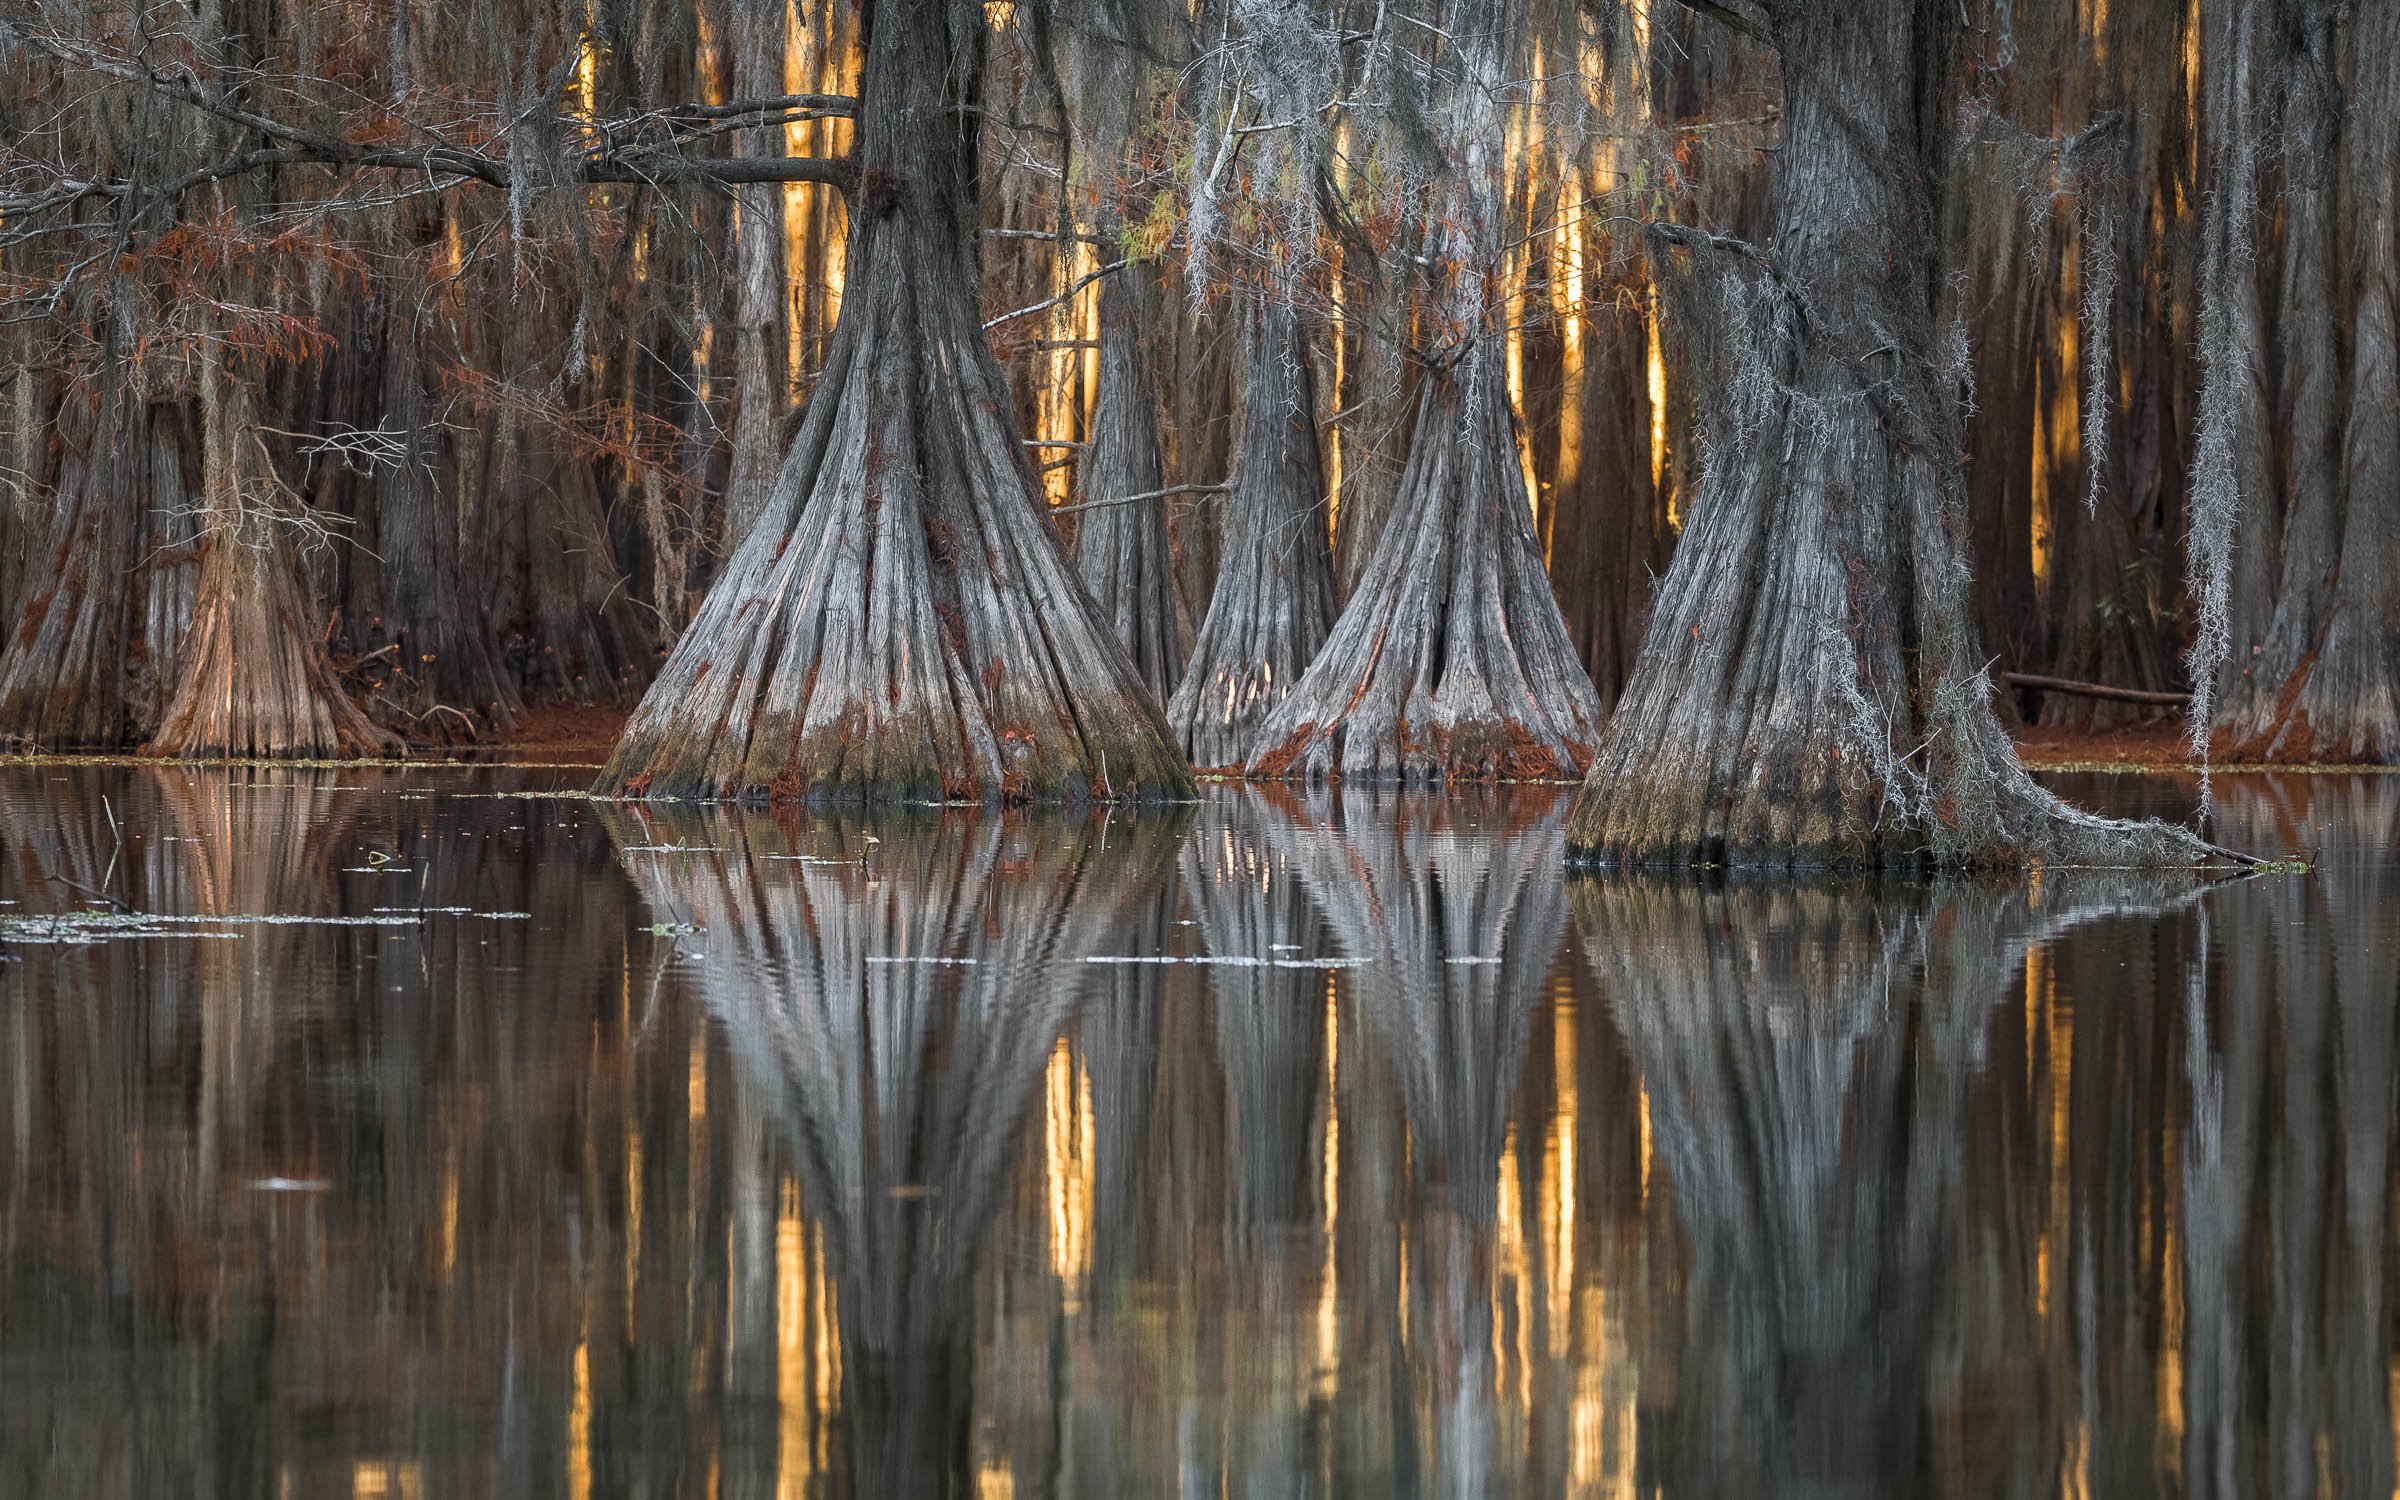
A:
1249,337,1604,783
1165,299,1338,768
1245,0,1601,786
1568,1,2213,870
2227,0,2400,762
144,349,395,759
1070,269,1183,699
600,0,1191,804
2220,0,2346,754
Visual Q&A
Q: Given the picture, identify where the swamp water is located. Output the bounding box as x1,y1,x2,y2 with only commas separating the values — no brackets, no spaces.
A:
0,764,2392,1498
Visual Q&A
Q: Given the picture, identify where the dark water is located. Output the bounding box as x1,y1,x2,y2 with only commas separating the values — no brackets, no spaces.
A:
0,765,2392,1499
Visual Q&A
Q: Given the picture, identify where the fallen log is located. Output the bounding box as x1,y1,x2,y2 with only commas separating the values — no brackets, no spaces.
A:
2000,672,2191,707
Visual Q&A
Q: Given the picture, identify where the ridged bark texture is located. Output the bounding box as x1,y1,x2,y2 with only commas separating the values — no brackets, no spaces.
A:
0,382,179,749
1055,8,1181,702
1246,0,1599,786
600,0,1193,806
2198,0,2280,734
1248,343,1603,783
1167,298,1338,768
721,0,791,548
372,312,523,738
1070,270,1184,700
1567,1,2213,871
2231,0,2400,762
2221,0,2345,752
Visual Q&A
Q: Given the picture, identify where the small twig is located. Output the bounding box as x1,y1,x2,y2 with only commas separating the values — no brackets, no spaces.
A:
983,259,1131,331
49,874,129,912
1050,482,1230,517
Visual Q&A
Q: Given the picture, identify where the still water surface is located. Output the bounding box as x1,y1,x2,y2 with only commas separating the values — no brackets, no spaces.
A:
0,766,2392,1498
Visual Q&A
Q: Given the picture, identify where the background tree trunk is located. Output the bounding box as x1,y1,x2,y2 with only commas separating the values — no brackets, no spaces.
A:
2196,0,2281,736
371,308,524,739
1167,298,1339,769
0,369,174,750
2221,0,2345,753
1070,269,1185,700
1551,289,1665,713
721,0,792,548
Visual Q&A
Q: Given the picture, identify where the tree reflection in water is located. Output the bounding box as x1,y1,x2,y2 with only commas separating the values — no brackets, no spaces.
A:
612,802,1184,1500
1276,787,1569,1498
1575,871,2221,1497
1,771,2396,1497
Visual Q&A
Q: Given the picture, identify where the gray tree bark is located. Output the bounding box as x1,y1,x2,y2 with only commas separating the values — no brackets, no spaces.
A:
2221,0,2348,752
600,0,1193,805
1568,0,2213,870
1070,271,1185,701
0,371,188,750
722,0,791,548
2235,0,2400,761
1167,298,1339,769
1247,0,1601,785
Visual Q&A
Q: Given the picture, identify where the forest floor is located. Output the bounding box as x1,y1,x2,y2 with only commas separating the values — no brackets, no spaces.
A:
483,708,2397,775
2011,722,2194,770
496,705,628,758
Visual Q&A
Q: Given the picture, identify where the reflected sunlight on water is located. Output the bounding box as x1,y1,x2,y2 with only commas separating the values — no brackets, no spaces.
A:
0,766,2393,1497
